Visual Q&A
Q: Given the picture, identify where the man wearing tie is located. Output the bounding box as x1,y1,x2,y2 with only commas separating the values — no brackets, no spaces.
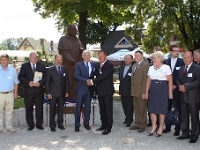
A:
18,52,46,131
177,51,200,143
119,54,134,127
74,50,96,132
130,51,149,132
94,50,114,135
46,55,69,132
163,45,184,136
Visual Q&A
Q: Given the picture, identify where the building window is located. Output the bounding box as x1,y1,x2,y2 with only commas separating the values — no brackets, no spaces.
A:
114,37,133,48
118,39,130,45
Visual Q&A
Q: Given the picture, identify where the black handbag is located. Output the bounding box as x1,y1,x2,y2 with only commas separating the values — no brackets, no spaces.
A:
165,103,180,126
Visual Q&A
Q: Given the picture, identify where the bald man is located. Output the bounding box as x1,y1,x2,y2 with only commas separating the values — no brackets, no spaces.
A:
58,24,84,100
177,51,200,143
18,52,46,131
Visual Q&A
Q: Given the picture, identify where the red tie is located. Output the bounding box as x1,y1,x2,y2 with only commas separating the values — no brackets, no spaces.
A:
184,66,188,77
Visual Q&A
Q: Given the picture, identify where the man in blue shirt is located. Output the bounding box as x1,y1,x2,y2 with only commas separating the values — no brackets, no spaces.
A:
0,54,19,133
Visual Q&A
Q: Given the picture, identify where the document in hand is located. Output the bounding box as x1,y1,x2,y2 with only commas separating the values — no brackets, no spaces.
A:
33,71,43,83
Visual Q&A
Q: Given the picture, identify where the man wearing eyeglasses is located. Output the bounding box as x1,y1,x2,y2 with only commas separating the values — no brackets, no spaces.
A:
163,45,184,136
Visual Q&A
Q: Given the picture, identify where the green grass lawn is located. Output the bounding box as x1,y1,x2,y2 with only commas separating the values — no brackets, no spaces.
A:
14,98,25,109
13,95,121,109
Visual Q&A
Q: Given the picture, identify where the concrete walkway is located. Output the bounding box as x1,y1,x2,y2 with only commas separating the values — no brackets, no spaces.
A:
0,101,199,150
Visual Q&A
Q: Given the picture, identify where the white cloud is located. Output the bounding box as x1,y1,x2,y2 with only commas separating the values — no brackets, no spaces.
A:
0,0,62,43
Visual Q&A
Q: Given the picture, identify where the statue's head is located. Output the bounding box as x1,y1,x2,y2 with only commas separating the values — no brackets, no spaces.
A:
67,24,77,36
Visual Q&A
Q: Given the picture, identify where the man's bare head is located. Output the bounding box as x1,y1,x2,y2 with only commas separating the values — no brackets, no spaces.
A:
67,24,77,36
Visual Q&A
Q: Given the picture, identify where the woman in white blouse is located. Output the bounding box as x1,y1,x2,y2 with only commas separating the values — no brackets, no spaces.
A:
145,51,173,137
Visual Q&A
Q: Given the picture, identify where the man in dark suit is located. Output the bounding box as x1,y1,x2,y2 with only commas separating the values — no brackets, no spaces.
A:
163,45,184,136
194,49,200,65
74,50,96,132
94,50,114,135
119,54,134,127
18,52,46,131
177,51,200,143
46,55,69,132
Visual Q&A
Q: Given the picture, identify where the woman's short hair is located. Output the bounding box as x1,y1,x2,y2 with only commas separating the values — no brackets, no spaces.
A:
151,51,164,61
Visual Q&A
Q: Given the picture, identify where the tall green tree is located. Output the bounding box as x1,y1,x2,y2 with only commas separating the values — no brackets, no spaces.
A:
0,37,23,50
125,0,200,53
32,0,133,48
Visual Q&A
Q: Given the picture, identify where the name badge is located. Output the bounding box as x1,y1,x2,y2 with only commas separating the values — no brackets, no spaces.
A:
188,73,192,77
8,76,12,79
63,73,66,76
176,67,180,70
128,73,132,76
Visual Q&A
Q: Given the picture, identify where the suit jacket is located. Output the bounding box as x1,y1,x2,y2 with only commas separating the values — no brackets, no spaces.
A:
74,61,96,96
131,60,149,97
46,65,69,97
18,62,46,95
119,65,132,96
164,58,184,86
177,63,200,103
94,60,114,96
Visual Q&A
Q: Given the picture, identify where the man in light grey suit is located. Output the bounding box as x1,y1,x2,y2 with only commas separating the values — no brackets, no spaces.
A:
74,50,96,132
46,55,69,132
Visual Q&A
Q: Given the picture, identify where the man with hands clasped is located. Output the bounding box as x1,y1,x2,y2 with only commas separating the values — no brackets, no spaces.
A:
177,51,200,143
74,50,96,132
46,55,69,132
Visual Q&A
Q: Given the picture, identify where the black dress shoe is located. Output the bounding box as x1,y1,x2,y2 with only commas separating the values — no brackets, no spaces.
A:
163,129,171,133
96,126,106,131
189,139,197,143
51,128,56,132
84,125,91,130
58,126,65,130
27,126,34,131
75,126,79,132
173,131,180,136
177,135,190,140
102,129,111,135
126,124,131,127
147,123,152,127
37,126,44,130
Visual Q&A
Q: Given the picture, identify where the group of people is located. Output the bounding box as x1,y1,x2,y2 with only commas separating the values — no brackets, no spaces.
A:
0,24,199,143
0,24,115,136
119,45,200,143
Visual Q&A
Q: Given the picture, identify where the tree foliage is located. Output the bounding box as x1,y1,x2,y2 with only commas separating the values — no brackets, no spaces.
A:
32,0,133,47
125,0,200,53
0,37,23,50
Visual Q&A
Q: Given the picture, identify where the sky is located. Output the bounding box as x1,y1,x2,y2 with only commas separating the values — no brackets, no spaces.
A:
0,0,62,43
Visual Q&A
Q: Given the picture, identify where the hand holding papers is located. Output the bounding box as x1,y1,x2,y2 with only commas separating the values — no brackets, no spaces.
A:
33,71,43,83
33,71,43,87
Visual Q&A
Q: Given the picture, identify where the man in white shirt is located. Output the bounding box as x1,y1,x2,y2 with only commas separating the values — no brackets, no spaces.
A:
164,45,184,136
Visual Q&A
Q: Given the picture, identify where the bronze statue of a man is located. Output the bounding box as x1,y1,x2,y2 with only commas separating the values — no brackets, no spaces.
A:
58,24,84,100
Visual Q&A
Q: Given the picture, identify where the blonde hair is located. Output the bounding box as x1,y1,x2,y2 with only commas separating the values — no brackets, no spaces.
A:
152,51,164,61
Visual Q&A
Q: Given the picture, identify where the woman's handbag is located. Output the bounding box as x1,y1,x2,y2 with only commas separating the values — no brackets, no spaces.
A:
165,103,180,125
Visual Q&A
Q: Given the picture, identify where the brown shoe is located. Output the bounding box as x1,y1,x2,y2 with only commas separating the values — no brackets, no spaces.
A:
129,126,139,130
138,128,145,132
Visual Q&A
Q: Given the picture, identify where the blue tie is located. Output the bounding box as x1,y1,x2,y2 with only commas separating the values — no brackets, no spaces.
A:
86,62,89,75
58,66,62,76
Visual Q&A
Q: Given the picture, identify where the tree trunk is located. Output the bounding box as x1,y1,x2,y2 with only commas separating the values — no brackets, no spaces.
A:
78,12,88,49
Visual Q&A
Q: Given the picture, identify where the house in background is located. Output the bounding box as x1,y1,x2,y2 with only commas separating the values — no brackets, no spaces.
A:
101,30,138,55
17,38,58,61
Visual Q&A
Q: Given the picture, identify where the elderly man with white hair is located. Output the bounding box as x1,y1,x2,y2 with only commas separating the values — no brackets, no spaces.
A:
74,50,96,132
18,52,46,131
